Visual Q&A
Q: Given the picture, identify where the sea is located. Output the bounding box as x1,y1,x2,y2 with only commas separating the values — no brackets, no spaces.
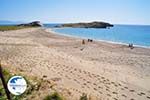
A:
45,24,150,47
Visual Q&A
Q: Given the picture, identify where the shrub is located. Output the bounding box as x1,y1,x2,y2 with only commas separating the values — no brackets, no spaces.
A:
44,92,64,100
80,93,88,100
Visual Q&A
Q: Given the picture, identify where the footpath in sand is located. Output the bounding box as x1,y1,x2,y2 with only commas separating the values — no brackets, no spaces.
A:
0,28,150,100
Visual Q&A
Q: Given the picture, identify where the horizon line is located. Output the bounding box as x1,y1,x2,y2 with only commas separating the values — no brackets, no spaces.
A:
0,20,150,26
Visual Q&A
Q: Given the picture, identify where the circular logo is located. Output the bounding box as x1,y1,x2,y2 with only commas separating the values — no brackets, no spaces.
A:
7,76,27,95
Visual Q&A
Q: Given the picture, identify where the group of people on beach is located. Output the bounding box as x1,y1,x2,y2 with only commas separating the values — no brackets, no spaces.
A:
129,43,134,49
82,39,93,44
82,39,134,49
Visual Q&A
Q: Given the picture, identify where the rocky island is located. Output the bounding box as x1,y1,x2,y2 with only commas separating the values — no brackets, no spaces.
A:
57,21,113,28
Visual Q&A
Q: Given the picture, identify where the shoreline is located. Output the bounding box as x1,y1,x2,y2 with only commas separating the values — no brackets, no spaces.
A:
1,27,150,99
45,27,150,49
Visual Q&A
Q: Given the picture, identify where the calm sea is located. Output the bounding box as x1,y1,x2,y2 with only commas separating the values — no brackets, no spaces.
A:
48,24,150,47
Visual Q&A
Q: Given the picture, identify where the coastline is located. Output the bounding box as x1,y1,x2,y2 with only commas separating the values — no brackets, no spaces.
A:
1,27,150,100
45,27,150,49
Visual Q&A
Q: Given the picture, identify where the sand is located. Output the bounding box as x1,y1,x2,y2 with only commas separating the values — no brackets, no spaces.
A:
0,28,150,100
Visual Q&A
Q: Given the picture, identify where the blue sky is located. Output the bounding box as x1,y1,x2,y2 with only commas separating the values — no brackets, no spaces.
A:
0,0,150,25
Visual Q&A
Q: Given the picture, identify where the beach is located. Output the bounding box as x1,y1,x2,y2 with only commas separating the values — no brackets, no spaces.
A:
0,28,150,100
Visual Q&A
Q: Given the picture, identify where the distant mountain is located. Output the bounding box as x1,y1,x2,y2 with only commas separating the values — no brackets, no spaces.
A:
0,20,23,25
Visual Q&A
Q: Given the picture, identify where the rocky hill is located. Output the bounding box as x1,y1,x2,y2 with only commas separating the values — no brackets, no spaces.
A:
57,21,113,28
17,21,42,27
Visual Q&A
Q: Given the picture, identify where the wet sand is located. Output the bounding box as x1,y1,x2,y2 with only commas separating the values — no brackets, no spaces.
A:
0,28,150,100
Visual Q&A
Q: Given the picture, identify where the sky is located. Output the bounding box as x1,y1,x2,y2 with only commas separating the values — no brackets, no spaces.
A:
0,0,150,25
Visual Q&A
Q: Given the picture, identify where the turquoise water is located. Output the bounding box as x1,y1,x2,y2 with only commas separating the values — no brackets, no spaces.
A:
51,25,150,47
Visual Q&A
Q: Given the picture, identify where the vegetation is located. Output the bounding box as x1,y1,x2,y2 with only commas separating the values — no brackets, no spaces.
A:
0,67,39,100
0,68,12,100
0,65,90,100
80,93,88,100
0,25,37,31
44,92,64,100
0,68,26,100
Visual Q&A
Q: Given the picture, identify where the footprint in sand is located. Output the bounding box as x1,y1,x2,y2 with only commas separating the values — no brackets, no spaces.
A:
107,94,111,97
93,83,97,86
121,94,127,98
130,98,135,100
147,96,150,99
112,91,118,94
113,97,118,100
124,86,128,89
74,68,77,71
98,86,103,89
93,88,97,91
83,71,86,74
111,82,115,84
129,89,135,92
106,88,110,92
105,85,110,89
118,83,122,86
139,92,146,95
114,84,118,87
50,63,150,100
83,83,87,86
88,75,92,78
101,77,105,79
106,82,111,85
99,91,103,94
87,81,90,83
78,69,82,73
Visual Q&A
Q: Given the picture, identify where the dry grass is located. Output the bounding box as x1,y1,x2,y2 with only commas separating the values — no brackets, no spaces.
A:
0,25,37,31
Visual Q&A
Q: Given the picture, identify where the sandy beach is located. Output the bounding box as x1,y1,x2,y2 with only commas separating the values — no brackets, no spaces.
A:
0,28,150,100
